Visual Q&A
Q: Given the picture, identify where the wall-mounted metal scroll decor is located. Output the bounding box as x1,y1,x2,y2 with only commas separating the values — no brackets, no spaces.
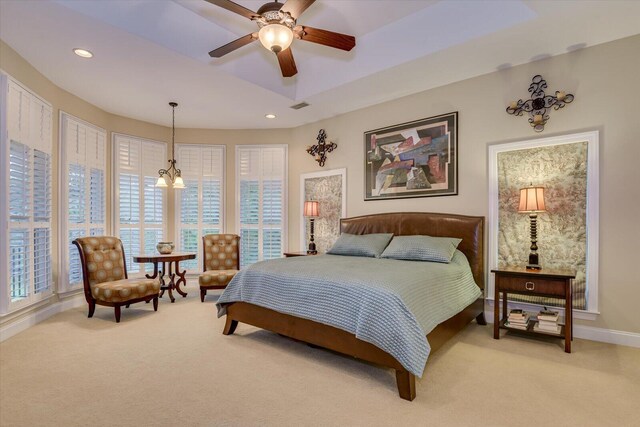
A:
306,129,337,167
506,75,574,132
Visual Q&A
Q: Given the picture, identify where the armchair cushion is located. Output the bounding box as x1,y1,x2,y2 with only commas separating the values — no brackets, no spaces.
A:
199,270,238,289
203,234,239,271
91,278,160,303
74,236,126,285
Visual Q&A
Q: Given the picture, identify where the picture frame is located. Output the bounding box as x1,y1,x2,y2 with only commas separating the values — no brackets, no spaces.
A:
299,168,347,254
364,112,458,200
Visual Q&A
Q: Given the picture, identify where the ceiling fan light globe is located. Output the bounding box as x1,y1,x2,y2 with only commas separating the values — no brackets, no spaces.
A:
259,23,293,53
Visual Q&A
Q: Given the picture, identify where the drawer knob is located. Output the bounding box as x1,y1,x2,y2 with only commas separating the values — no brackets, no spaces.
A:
525,281,535,290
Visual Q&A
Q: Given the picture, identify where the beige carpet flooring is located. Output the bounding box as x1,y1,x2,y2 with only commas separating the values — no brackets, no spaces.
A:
1,285,639,427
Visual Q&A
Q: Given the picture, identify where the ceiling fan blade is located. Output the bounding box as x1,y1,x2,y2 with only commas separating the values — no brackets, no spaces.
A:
209,33,257,57
294,26,355,51
204,0,259,20
276,48,298,77
280,0,316,20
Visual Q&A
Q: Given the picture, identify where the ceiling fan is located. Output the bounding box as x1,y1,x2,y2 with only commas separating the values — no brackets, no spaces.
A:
206,0,356,77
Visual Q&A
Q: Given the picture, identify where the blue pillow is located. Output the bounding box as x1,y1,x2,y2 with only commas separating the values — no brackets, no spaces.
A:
327,233,394,258
380,235,462,263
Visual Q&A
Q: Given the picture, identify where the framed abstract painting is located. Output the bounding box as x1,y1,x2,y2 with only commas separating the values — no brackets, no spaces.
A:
364,112,458,200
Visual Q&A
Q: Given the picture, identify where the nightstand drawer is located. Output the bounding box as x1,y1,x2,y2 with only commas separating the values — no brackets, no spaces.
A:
496,275,566,297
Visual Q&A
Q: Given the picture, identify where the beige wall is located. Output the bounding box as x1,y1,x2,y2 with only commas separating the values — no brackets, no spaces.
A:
2,34,639,334
0,41,172,324
289,35,640,333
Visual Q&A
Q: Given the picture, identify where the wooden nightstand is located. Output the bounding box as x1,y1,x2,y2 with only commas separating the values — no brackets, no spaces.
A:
283,251,318,257
491,267,576,353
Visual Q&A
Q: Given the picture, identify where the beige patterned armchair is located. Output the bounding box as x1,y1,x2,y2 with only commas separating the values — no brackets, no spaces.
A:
73,236,160,322
199,234,240,302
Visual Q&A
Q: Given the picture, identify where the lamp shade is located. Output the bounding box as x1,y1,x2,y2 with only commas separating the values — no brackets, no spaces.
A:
304,200,319,217
155,175,168,188
258,23,294,53
518,186,546,212
173,175,185,189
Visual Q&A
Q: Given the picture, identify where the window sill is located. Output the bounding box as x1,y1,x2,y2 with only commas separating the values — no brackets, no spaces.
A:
0,292,57,321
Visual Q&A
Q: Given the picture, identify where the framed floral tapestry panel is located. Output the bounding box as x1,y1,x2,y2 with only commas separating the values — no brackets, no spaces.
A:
488,131,599,313
300,168,347,253
364,112,457,200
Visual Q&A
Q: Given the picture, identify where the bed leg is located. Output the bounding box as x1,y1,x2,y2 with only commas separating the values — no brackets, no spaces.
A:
395,370,416,401
476,312,487,325
223,317,238,335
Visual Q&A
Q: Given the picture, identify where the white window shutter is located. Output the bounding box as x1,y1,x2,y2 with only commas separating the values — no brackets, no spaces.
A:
114,134,167,274
237,145,287,268
176,144,225,272
60,113,107,290
2,77,53,313
9,141,31,221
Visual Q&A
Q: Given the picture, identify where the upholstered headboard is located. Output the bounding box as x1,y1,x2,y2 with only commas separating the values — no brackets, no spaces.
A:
340,212,485,289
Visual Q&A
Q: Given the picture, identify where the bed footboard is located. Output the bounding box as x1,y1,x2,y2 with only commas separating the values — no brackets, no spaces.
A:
221,297,484,401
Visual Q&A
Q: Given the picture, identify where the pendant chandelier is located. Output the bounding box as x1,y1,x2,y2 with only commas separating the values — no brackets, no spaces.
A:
156,102,184,189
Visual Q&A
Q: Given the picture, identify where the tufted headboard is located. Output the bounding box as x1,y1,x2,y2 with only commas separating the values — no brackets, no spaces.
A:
340,212,485,289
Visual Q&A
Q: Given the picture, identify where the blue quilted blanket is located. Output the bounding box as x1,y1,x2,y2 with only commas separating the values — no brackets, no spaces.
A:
217,252,481,377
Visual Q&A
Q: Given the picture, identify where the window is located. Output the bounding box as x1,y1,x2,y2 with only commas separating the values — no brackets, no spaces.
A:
59,113,107,291
0,75,53,314
236,145,287,268
175,144,225,272
113,134,167,273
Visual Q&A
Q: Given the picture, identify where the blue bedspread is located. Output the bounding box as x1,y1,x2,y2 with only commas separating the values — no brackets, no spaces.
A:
216,252,481,377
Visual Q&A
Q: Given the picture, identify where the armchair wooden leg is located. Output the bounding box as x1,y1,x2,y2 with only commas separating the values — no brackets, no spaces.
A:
200,288,206,303
153,296,158,311
88,300,96,318
114,305,121,323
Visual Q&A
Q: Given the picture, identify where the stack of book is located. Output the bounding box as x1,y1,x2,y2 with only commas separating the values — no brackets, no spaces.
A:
534,309,561,334
504,309,530,330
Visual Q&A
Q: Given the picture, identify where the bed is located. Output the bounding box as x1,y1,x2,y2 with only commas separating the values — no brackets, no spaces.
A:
217,212,486,401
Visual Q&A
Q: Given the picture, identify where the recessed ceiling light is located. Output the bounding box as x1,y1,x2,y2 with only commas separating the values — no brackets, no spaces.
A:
73,48,93,58
265,114,276,119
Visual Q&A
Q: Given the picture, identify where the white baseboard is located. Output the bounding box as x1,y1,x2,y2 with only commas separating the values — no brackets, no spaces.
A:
572,324,640,348
0,294,85,342
484,310,640,348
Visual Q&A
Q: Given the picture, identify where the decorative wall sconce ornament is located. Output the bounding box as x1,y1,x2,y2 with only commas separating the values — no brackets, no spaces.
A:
306,129,337,167
506,75,574,132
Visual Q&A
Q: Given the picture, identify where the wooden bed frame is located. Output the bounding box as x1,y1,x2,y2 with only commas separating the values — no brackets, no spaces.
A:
221,212,486,401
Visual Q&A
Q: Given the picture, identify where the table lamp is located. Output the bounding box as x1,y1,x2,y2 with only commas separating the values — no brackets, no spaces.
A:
304,201,319,254
518,185,546,270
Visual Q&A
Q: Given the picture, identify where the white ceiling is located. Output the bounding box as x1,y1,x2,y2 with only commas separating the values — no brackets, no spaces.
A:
1,0,639,129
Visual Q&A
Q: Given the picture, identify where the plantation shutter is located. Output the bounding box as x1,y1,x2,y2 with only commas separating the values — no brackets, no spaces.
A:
236,145,287,268
9,142,31,301
114,134,166,273
60,113,107,290
176,144,225,272
2,76,53,313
